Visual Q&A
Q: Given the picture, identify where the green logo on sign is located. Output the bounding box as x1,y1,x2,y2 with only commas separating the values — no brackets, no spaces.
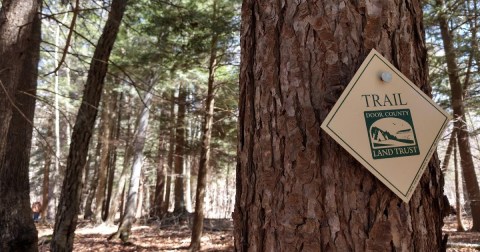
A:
364,109,420,159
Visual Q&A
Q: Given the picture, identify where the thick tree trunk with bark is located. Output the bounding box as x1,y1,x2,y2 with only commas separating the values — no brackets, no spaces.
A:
50,1,127,250
174,85,188,214
234,1,447,251
436,0,480,231
0,2,41,250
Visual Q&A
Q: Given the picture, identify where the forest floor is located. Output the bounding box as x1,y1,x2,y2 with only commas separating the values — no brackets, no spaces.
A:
36,215,479,251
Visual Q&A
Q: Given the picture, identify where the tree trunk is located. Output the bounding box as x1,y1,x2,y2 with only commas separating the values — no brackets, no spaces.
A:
174,85,188,214
84,138,101,220
162,91,177,214
441,129,456,172
94,84,116,224
112,88,153,242
153,118,167,217
42,118,54,221
0,1,41,250
104,91,121,221
234,1,447,251
436,0,480,231
107,94,133,225
453,133,465,231
190,8,219,249
50,0,127,250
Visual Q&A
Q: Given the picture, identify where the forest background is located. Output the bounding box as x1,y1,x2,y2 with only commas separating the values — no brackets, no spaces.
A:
0,0,480,250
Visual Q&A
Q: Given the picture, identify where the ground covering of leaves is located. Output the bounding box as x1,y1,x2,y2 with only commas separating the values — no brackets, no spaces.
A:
443,215,480,252
36,216,480,251
37,219,233,252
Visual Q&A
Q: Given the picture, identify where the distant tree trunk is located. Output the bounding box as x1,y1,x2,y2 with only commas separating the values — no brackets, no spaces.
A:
135,171,145,219
174,85,187,214
190,9,219,249
234,1,447,251
112,88,153,242
41,119,54,221
436,0,480,231
50,0,127,250
441,129,456,172
162,91,177,214
0,1,41,250
94,84,116,224
153,118,167,217
453,133,465,231
104,91,121,221
107,94,132,225
84,139,101,220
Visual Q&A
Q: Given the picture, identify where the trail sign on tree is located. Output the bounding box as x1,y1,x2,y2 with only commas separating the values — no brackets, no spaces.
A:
321,49,450,202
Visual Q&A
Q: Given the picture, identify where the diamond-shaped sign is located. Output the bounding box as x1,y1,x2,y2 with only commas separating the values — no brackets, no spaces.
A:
321,49,450,202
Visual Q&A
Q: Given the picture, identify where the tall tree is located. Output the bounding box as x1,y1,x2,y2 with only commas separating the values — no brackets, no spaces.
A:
190,0,222,249
435,0,480,231
0,1,41,251
50,0,128,250
112,85,153,242
234,0,447,251
173,84,188,214
94,84,117,224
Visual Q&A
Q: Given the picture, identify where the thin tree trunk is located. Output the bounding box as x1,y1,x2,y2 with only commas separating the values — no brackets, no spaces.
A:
135,171,145,219
104,91,121,221
174,84,188,214
234,0,447,251
453,132,466,231
0,2,41,250
84,139,101,220
162,91,177,214
107,94,132,225
441,129,456,172
112,87,153,242
153,118,167,217
41,118,54,221
50,1,127,250
436,0,480,231
190,5,218,248
94,84,115,224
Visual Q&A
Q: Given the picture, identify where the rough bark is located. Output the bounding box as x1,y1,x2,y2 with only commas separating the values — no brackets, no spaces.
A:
190,14,218,250
436,0,480,231
234,0,446,251
113,89,153,242
50,0,127,250
0,2,41,250
174,85,188,214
